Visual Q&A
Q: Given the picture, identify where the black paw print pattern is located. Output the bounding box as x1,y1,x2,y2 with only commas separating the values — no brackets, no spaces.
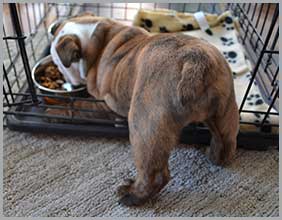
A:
140,18,153,32
254,112,270,121
254,113,271,128
220,37,234,46
246,94,264,106
159,26,170,33
205,28,213,36
182,23,213,35
232,71,237,79
245,73,257,85
221,16,235,31
223,51,237,64
182,23,194,31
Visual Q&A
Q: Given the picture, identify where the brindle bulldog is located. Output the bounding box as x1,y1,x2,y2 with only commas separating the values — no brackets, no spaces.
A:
49,12,239,206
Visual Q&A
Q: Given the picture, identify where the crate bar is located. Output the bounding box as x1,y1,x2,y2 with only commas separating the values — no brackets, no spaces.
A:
246,3,252,14
7,96,279,127
212,4,216,13
241,3,252,43
3,114,8,127
255,3,264,27
241,109,278,116
261,89,279,127
262,63,278,87
9,3,38,103
241,4,264,45
259,3,271,36
256,73,271,99
6,115,130,138
263,50,279,54
250,3,257,21
239,121,278,127
29,4,53,39
3,38,29,76
3,86,11,107
254,3,271,49
48,3,141,12
248,3,263,41
31,3,37,31
259,49,278,75
55,3,59,18
19,102,118,115
257,66,274,93
3,99,33,108
25,3,37,62
250,3,264,45
182,3,185,12
97,3,100,16
6,52,39,90
3,27,21,78
264,28,279,72
4,111,127,126
7,94,279,127
271,67,279,86
242,3,246,9
239,5,278,113
4,5,53,74
110,3,113,18
3,35,26,40
9,91,105,102
37,3,43,24
3,27,21,89
269,84,278,98
5,89,279,150
16,4,24,31
3,66,15,103
7,90,274,115
26,5,53,45
6,111,277,149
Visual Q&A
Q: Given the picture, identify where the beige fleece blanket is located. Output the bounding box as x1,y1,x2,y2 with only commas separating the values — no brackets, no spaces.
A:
133,9,278,133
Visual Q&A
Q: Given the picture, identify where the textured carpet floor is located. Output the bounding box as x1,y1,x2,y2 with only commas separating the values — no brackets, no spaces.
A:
3,128,279,217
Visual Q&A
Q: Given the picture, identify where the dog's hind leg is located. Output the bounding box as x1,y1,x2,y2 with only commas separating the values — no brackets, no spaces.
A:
117,104,181,206
205,95,239,166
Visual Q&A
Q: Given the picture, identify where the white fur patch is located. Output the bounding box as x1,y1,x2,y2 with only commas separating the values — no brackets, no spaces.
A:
50,22,98,85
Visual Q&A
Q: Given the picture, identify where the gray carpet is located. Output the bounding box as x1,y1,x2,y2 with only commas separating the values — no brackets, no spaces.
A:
3,128,279,217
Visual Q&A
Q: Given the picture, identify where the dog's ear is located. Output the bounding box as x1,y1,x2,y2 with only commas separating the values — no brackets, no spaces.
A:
56,35,82,68
49,20,63,36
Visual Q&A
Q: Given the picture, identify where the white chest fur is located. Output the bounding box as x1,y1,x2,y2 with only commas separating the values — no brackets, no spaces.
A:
50,22,98,85
55,22,98,49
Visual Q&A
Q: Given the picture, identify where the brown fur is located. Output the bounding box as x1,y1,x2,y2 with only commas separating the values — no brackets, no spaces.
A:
52,14,239,206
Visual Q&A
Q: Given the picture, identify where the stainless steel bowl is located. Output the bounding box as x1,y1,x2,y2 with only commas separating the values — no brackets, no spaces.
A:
31,55,87,97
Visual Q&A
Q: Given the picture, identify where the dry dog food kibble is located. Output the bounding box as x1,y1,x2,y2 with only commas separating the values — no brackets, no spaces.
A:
39,63,66,90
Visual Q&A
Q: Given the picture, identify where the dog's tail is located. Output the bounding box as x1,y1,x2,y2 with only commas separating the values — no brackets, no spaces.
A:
176,49,216,106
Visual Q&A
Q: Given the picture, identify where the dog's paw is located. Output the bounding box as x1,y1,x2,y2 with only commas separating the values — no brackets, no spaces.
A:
118,192,145,207
207,147,235,167
117,179,147,207
116,178,134,197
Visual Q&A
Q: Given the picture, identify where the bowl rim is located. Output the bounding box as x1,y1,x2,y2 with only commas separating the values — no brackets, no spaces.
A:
31,55,86,94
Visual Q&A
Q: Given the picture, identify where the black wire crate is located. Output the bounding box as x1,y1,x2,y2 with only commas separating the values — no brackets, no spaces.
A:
3,3,279,150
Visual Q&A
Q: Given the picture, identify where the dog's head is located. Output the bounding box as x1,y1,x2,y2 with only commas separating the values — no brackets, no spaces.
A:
49,12,103,86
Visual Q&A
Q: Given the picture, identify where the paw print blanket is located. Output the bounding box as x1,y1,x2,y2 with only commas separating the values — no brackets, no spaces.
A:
133,9,278,133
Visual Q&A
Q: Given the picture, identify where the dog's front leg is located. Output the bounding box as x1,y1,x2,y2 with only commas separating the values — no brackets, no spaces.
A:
117,105,181,206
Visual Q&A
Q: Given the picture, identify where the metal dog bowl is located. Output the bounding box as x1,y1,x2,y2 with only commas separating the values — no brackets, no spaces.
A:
32,55,88,104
